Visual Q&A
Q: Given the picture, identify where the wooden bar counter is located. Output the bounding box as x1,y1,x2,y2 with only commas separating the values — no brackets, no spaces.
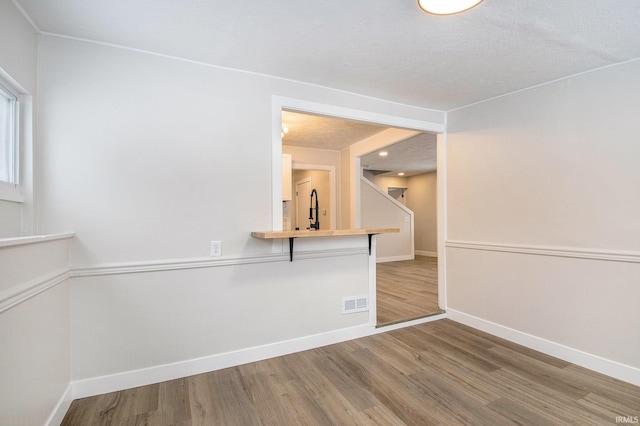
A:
251,228,399,261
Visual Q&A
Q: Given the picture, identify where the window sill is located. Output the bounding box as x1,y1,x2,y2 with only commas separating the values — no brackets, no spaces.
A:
0,185,24,203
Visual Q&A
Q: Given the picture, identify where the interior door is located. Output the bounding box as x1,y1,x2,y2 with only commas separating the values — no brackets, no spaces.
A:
295,178,311,230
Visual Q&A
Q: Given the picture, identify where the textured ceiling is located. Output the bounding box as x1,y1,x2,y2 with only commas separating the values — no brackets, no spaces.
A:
13,0,640,175
360,133,437,177
14,0,640,110
283,111,436,176
282,111,387,151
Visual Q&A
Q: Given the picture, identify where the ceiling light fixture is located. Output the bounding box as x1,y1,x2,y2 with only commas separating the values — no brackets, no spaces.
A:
398,172,405,176
281,126,289,137
379,151,388,157
417,0,483,15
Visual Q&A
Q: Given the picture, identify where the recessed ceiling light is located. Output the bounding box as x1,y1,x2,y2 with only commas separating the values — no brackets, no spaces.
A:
417,0,483,15
398,172,405,176
379,151,388,157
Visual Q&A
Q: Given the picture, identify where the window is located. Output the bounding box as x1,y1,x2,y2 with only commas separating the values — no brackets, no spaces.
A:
0,82,17,184
0,77,21,201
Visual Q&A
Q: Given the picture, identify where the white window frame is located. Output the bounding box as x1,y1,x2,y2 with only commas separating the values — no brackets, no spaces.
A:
0,73,24,203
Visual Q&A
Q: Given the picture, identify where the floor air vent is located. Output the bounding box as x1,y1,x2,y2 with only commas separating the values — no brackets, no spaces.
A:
342,295,368,314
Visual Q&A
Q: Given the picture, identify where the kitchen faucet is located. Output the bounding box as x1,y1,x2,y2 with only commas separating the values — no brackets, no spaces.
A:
309,188,320,230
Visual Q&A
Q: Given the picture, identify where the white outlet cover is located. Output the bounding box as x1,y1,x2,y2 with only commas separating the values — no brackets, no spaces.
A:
211,241,222,256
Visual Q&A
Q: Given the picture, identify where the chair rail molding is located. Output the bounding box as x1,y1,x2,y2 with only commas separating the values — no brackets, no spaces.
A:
446,240,640,264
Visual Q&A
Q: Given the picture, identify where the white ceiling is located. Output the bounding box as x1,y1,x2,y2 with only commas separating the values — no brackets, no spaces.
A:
14,0,640,111
360,133,437,177
13,0,640,175
282,111,387,151
282,110,436,176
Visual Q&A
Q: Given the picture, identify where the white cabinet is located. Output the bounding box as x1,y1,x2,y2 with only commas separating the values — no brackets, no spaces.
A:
282,154,292,201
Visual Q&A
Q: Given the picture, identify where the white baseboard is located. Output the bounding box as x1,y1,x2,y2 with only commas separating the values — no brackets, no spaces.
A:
447,309,640,387
376,254,414,263
72,324,375,399
47,384,73,426
70,313,449,400
415,250,437,257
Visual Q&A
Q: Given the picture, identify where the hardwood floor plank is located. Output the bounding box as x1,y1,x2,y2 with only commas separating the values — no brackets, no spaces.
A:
351,333,426,376
408,370,514,425
231,367,288,426
376,256,440,325
486,345,591,400
358,405,409,426
488,368,610,425
560,364,640,410
487,396,561,426
345,348,441,425
578,392,640,422
313,351,380,411
62,319,640,425
147,378,192,426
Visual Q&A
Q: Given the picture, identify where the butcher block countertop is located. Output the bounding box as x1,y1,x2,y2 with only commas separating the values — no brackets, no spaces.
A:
251,228,399,239
251,228,399,261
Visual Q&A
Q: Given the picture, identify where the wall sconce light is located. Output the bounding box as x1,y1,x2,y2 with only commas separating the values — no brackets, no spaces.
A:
418,0,483,15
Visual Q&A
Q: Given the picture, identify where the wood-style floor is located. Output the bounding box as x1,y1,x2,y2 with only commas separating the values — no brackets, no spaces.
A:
62,319,640,425
376,255,442,326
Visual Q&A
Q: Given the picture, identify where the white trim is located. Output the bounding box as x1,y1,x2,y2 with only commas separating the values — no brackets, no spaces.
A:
46,384,72,426
436,133,447,311
272,105,284,231
447,57,640,113
376,255,414,263
0,232,74,248
415,250,437,257
361,176,415,260
447,309,640,387
0,183,24,202
42,33,445,114
274,97,445,133
70,324,369,398
10,0,41,33
361,176,414,216
376,312,446,332
368,235,378,326
0,268,71,313
71,248,368,277
446,239,640,264
272,95,444,234
71,312,446,399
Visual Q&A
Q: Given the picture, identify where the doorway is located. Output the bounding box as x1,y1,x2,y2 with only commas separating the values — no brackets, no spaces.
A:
292,169,332,230
273,97,446,328
376,255,441,325
295,178,311,230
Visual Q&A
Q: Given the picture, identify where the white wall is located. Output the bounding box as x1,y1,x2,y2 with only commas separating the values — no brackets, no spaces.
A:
0,0,37,237
0,2,73,424
364,173,409,193
407,172,437,256
446,59,640,383
360,177,413,261
36,35,444,392
0,236,73,426
365,172,438,256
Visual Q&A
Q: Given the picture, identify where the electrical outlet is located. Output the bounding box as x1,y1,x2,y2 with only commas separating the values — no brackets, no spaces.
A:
211,241,222,256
